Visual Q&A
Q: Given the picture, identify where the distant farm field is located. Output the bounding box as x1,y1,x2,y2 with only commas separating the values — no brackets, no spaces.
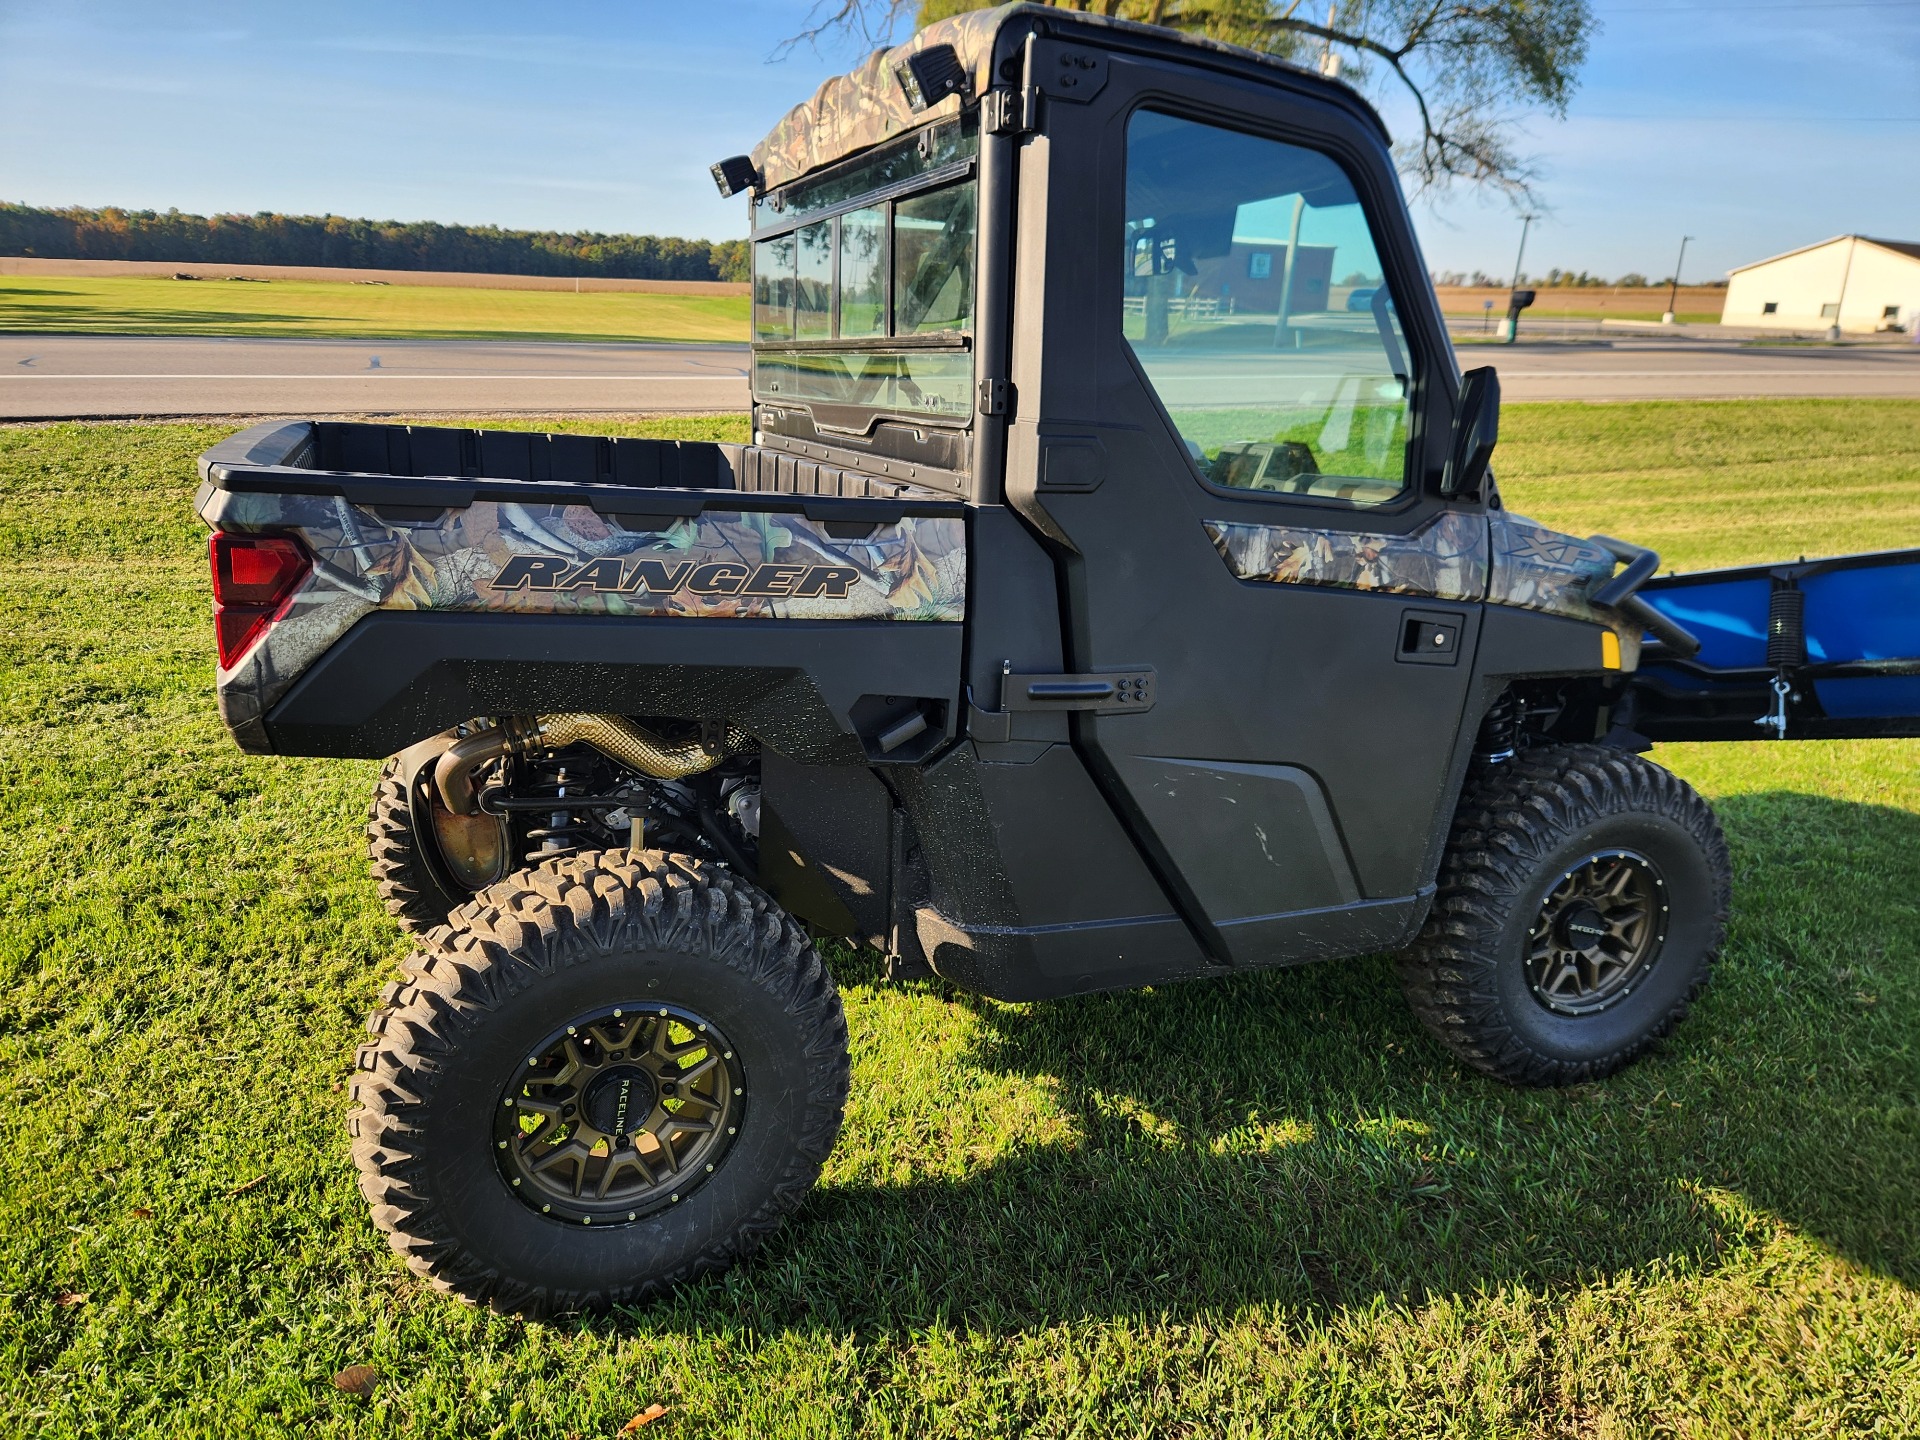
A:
1437,285,1728,325
0,275,751,344
2,400,1916,1437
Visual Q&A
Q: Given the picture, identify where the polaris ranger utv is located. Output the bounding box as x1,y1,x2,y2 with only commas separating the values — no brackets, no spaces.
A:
196,3,1920,1316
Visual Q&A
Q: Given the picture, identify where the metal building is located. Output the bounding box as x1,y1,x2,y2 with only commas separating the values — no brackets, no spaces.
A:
1721,235,1920,334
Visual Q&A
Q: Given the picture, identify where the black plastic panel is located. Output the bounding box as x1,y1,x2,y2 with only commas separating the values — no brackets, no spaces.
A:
261,612,963,761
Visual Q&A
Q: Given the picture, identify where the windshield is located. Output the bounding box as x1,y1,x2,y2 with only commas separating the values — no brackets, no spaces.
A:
751,118,977,431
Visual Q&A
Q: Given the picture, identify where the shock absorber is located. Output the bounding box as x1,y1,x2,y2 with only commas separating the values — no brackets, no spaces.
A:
1476,691,1519,765
517,754,598,860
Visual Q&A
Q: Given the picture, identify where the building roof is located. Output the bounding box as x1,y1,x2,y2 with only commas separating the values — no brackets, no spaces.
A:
1729,235,1920,273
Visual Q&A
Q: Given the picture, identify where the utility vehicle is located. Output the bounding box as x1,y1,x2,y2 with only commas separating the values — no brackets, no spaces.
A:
197,3,1920,1316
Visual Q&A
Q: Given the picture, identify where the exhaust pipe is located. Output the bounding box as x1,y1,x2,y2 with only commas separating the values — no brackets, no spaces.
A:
434,715,753,815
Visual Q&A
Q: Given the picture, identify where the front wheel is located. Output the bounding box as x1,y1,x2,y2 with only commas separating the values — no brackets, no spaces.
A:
1398,744,1731,1086
349,851,849,1316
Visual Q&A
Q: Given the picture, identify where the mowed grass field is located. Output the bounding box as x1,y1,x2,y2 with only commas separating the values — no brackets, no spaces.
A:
0,275,750,344
2,401,1918,1437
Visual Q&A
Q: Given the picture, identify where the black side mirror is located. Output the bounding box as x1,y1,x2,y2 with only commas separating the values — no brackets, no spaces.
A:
1443,365,1500,497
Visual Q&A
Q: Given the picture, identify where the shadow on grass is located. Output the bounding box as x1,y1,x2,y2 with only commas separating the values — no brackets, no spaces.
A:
595,788,1918,1336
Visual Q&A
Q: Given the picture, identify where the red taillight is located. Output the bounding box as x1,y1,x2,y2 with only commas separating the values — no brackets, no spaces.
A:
210,533,310,669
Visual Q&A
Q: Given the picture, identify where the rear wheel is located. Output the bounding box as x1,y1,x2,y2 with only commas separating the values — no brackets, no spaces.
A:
348,851,849,1316
1398,743,1730,1086
367,754,511,937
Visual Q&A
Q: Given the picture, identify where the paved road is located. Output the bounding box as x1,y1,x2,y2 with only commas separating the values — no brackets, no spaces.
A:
4,332,1919,418
0,336,751,419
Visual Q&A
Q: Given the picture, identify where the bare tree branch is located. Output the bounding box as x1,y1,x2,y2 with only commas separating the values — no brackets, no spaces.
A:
784,0,1596,205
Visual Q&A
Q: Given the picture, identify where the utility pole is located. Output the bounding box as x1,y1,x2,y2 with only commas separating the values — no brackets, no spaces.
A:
1829,235,1859,341
1504,213,1535,341
1662,236,1692,324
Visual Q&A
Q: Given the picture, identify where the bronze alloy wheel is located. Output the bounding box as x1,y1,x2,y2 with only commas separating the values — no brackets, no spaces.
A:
496,1003,742,1226
1526,849,1669,1017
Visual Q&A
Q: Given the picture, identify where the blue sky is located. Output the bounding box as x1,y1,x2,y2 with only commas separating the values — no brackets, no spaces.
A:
2,1,1916,284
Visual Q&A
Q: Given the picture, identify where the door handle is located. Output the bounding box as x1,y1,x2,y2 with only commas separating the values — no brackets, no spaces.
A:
1397,608,1463,666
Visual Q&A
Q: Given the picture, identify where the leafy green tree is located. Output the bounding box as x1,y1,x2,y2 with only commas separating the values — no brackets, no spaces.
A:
789,0,1595,203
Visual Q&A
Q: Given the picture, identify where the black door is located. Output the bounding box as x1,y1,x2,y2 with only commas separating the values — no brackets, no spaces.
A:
1004,41,1487,966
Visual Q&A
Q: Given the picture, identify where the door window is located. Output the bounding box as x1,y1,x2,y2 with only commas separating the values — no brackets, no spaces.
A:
1123,109,1414,507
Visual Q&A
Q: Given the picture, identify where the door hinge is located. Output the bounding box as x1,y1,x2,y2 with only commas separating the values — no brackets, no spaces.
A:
978,377,1014,416
982,86,1037,136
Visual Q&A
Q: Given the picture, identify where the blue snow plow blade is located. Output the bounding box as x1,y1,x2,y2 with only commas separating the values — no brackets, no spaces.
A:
1627,548,1920,741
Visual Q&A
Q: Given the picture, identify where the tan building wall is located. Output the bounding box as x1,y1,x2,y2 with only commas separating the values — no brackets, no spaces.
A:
1722,237,1920,333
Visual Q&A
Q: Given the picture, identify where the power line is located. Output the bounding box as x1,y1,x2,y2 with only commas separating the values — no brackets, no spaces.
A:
1606,1,1919,10
1578,113,1920,121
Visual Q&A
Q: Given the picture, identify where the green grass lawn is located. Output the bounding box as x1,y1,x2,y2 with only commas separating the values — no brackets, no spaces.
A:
2,401,1917,1437
0,276,750,344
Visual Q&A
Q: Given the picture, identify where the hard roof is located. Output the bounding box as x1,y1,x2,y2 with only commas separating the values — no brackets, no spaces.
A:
1728,234,1920,273
749,2,1353,194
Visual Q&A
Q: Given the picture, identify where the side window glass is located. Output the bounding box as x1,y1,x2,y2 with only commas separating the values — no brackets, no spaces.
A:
794,220,833,340
1123,109,1413,507
894,182,976,334
838,206,887,338
753,233,795,341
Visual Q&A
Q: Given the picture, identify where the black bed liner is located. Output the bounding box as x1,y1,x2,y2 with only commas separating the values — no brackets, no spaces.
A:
197,420,966,522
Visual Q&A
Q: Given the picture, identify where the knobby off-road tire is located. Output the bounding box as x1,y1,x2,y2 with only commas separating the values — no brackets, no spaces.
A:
1398,743,1732,1086
349,850,850,1317
366,758,458,937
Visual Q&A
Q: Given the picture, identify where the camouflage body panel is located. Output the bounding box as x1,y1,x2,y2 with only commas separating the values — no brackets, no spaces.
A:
199,485,966,748
1206,507,1639,664
1488,509,1643,665
1486,510,1616,622
1205,510,1490,603
752,7,1012,192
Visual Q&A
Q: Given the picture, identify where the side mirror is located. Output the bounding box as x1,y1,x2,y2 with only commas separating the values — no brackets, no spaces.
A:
1131,233,1195,278
1443,366,1500,497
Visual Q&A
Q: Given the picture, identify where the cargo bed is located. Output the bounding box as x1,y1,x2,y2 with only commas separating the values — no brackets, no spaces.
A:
196,420,968,761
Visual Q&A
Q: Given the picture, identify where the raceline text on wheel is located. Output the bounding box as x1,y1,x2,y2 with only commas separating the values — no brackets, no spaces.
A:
1399,744,1733,1086
349,852,849,1317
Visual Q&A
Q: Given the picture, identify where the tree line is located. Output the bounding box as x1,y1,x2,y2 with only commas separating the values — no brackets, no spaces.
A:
0,203,749,283
1430,268,1727,289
